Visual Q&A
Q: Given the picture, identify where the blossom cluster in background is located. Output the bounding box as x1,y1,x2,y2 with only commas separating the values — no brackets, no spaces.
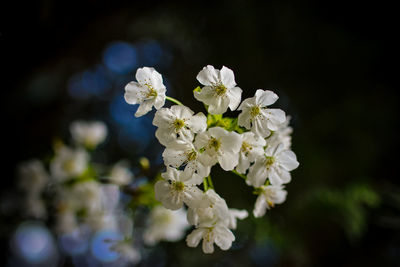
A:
124,65,299,253
15,120,190,265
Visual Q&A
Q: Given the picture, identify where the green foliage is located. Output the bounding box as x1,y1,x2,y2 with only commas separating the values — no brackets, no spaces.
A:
206,113,245,132
308,183,380,240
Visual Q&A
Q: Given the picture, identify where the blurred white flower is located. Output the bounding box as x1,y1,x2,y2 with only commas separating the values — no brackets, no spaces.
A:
50,146,89,181
108,162,133,186
143,206,189,245
186,225,235,254
253,185,287,218
153,105,207,146
155,167,206,210
25,195,47,219
194,127,242,171
70,120,107,149
247,143,299,187
162,139,211,178
124,67,166,117
236,132,266,174
265,115,293,150
18,159,48,195
238,89,286,138
194,65,242,114
109,240,141,264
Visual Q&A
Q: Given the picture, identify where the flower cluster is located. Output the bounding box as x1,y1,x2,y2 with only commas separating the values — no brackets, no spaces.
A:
17,120,190,264
124,65,299,253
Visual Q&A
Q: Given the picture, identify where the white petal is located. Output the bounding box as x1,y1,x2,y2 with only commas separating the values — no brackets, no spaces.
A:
227,86,242,111
154,92,166,109
220,66,237,88
202,239,215,254
255,89,278,107
207,96,230,115
186,112,207,133
135,67,154,84
277,150,299,171
252,116,271,138
162,147,187,168
214,227,235,250
265,109,286,129
170,105,194,119
247,158,268,187
236,155,251,174
183,186,207,208
238,110,251,129
218,152,239,171
153,108,174,128
253,194,268,218
196,65,219,86
135,100,154,117
186,228,206,247
155,128,176,146
124,82,146,104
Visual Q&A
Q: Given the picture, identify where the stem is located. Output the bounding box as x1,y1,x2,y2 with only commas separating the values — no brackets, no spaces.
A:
203,177,209,191
231,170,247,180
166,96,183,106
207,176,214,190
203,175,214,191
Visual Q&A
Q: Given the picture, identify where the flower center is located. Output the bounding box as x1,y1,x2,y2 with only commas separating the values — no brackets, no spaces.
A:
63,159,75,172
187,150,197,161
250,106,261,117
241,142,252,153
173,119,185,131
214,84,227,96
172,181,185,192
144,83,158,98
265,156,275,169
208,137,221,151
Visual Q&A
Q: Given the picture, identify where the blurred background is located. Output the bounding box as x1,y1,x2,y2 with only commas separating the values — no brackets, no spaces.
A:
1,0,399,266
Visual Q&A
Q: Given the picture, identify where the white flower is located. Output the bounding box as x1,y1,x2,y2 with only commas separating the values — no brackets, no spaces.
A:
265,115,293,150
70,120,107,148
108,162,133,186
18,159,48,195
238,89,286,138
162,139,211,178
253,185,287,218
236,132,266,174
187,189,230,228
50,146,89,181
194,127,242,171
153,105,207,146
124,67,166,117
109,240,141,264
56,208,78,234
143,206,189,245
25,195,47,219
227,209,248,230
68,181,103,214
194,65,242,114
247,143,299,187
154,167,206,210
186,225,235,254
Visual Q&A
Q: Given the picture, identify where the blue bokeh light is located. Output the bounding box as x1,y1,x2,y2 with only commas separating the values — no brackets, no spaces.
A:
11,222,56,264
137,40,163,67
91,230,122,263
68,65,112,99
110,93,156,152
103,42,138,75
59,226,91,256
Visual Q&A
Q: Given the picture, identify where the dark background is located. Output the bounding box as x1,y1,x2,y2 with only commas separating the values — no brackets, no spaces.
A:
1,0,399,266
